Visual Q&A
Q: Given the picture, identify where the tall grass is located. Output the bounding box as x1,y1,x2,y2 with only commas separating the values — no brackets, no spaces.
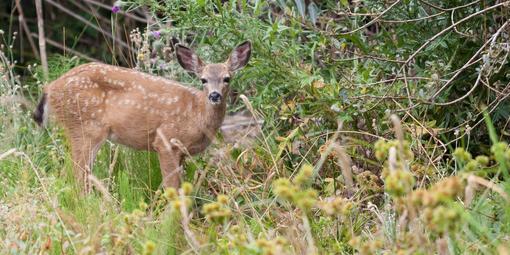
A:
1,1,510,254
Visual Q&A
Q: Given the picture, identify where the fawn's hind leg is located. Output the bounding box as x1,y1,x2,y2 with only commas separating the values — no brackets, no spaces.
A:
68,126,108,194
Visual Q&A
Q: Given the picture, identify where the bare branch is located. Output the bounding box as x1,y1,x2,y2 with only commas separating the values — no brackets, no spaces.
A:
82,0,148,23
44,0,130,50
340,0,402,35
404,1,509,65
31,33,101,62
14,0,39,60
35,0,48,80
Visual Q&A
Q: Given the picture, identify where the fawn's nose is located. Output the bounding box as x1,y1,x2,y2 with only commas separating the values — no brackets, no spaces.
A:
208,92,222,103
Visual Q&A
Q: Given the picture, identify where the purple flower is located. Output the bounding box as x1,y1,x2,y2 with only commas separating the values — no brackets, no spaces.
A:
152,31,161,39
112,5,121,13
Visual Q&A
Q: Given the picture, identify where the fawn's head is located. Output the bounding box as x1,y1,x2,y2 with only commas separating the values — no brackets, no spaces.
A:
175,41,251,105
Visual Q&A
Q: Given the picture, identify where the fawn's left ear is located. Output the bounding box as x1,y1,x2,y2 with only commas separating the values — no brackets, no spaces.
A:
227,41,251,72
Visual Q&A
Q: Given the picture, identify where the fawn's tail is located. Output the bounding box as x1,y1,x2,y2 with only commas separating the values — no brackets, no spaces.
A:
32,93,47,127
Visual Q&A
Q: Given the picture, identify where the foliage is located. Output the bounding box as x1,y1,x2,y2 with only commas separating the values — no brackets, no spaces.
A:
1,0,510,254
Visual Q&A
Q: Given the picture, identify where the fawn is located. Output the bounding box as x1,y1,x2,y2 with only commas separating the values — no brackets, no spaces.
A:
33,41,252,193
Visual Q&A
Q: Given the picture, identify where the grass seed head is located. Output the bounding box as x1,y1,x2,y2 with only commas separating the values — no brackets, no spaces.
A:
202,195,232,223
294,163,314,186
453,148,472,163
464,160,480,172
475,155,490,166
181,182,193,196
143,240,156,255
427,205,462,234
384,170,415,197
295,188,318,211
217,194,229,205
319,197,353,216
171,200,181,210
356,171,383,195
163,187,177,200
273,178,296,201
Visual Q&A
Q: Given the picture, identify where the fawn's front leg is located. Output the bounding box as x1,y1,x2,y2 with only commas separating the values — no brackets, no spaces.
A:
153,131,183,188
157,151,183,188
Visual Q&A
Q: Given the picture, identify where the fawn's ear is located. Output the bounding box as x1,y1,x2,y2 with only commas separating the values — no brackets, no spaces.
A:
227,41,251,72
176,44,204,74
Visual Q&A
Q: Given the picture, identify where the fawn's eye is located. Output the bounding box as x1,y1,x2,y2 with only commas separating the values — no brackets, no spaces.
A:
223,77,230,83
200,78,207,84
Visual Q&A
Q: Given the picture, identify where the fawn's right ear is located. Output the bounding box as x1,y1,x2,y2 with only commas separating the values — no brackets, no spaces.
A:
176,44,204,74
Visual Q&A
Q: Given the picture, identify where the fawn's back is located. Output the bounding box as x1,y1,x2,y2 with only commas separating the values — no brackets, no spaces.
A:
45,62,209,151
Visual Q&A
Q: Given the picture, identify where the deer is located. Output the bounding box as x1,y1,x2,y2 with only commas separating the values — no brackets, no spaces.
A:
32,41,252,194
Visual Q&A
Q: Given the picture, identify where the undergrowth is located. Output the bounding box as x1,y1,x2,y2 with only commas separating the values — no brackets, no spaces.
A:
1,1,510,254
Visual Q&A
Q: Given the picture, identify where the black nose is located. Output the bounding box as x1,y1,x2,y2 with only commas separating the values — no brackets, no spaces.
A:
208,92,222,103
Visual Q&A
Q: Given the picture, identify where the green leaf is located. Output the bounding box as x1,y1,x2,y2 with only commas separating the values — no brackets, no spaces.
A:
338,113,353,123
483,109,498,145
294,0,306,19
308,3,319,25
197,0,207,8
340,34,368,53
254,0,265,16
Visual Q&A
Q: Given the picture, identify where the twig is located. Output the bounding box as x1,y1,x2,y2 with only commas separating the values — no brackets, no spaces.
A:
431,20,509,106
418,0,480,11
467,175,510,202
379,11,445,23
402,65,413,106
31,33,101,62
72,0,111,26
44,0,130,50
432,67,483,106
441,82,510,146
404,1,509,65
107,145,119,190
311,120,343,180
82,0,148,23
14,0,39,59
340,0,402,35
178,189,201,253
87,174,117,203
220,120,264,131
431,20,509,100
302,212,318,254
431,54,485,100
35,0,48,80
0,148,16,161
451,9,471,37
339,51,405,63
391,114,405,155
331,143,354,195
394,11,509,112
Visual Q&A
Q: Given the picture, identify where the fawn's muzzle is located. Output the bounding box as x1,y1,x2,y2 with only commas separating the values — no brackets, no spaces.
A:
208,92,222,103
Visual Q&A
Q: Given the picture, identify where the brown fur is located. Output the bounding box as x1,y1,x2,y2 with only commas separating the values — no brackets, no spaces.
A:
40,42,251,193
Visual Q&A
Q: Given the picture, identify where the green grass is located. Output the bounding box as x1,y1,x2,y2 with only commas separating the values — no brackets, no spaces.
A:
2,0,510,254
